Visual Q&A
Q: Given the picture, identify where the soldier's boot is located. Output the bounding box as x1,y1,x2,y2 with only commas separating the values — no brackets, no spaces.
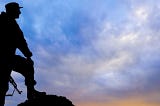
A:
27,87,46,100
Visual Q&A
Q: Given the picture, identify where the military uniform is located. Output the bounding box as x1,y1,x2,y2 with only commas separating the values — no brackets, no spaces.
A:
0,2,45,106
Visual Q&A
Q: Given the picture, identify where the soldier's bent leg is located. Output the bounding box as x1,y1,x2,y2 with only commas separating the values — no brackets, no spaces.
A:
13,55,46,100
24,61,46,100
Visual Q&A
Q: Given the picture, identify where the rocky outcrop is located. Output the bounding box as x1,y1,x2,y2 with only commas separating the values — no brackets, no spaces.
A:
17,94,75,106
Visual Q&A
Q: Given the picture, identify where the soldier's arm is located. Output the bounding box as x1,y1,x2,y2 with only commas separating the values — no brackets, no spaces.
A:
16,27,32,58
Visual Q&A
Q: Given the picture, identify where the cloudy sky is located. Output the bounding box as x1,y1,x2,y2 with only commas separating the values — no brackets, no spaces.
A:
1,0,160,106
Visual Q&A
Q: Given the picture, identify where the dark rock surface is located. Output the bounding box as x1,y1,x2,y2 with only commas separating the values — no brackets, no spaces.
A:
17,94,75,106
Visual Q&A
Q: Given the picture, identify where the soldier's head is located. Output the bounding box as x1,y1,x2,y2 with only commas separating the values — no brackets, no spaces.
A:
5,2,23,19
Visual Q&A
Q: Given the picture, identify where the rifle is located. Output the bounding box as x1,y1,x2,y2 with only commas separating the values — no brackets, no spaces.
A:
6,76,22,96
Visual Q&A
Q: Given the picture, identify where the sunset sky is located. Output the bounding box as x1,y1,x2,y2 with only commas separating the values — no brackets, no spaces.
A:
0,0,160,106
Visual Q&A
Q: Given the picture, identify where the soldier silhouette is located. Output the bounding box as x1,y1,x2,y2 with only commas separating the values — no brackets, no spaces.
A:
0,2,46,106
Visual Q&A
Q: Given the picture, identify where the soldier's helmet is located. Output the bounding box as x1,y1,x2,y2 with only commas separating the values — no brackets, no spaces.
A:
5,2,23,11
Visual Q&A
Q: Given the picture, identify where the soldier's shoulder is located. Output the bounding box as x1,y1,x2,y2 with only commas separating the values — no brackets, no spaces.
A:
0,12,7,19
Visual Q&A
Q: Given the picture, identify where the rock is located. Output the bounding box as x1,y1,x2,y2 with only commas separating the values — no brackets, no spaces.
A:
17,94,75,106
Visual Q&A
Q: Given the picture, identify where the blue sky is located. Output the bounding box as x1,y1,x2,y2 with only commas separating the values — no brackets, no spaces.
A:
1,0,160,106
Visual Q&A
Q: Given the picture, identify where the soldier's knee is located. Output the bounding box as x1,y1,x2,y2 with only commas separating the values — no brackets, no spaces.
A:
25,80,37,86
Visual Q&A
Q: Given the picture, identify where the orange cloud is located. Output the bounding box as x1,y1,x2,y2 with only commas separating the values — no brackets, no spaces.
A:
75,91,160,106
77,99,160,106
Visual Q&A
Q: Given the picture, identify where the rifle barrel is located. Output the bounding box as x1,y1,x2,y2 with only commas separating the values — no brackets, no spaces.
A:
9,76,22,94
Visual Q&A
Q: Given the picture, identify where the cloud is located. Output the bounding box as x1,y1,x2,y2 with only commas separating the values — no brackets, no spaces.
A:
21,0,160,102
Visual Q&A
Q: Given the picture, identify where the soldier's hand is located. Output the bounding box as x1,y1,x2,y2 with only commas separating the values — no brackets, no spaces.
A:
26,57,34,65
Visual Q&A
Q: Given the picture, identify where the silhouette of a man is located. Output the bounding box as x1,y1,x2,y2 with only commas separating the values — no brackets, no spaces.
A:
0,2,46,106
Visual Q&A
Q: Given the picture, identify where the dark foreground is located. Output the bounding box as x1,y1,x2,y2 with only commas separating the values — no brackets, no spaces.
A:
17,94,75,106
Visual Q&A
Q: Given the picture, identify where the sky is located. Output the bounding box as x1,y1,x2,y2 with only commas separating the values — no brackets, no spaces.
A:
0,0,160,106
